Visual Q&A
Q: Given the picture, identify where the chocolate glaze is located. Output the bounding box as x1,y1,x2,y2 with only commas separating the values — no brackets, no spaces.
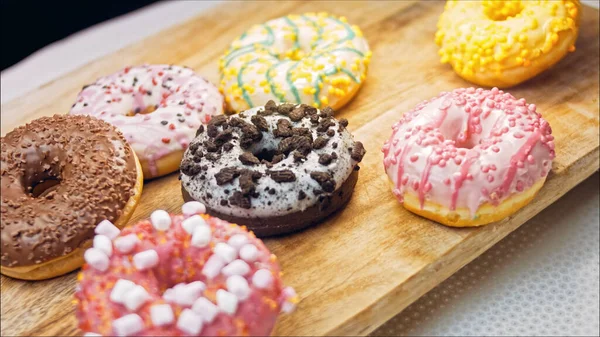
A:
183,168,359,237
0,115,137,267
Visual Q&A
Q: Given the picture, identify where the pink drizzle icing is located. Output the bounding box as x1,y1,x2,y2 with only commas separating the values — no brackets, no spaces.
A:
70,64,224,177
382,87,555,217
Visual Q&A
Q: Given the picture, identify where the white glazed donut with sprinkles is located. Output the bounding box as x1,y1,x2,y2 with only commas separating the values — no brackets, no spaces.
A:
70,64,224,179
382,87,555,227
75,202,297,336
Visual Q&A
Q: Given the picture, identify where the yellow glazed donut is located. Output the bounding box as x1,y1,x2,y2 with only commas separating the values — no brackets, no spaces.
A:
219,12,371,113
435,0,581,88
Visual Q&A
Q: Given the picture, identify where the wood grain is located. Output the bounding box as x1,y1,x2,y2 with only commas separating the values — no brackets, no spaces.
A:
1,1,598,336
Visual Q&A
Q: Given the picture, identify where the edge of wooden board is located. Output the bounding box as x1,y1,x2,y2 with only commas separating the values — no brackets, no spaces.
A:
327,147,600,336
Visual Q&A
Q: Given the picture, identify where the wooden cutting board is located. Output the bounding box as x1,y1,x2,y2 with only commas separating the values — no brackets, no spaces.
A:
1,1,598,336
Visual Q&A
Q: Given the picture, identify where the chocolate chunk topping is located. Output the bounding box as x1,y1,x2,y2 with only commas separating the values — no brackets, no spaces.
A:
277,103,295,115
223,142,234,152
278,135,313,156
207,115,227,137
326,129,335,137
293,151,306,162
267,169,296,183
289,106,306,121
205,153,220,162
317,118,336,132
214,128,233,145
313,136,329,149
310,171,336,192
260,100,277,115
321,106,335,116
339,118,349,128
251,115,269,131
318,153,333,165
239,152,260,166
229,192,251,209
350,142,366,162
181,158,202,176
215,167,240,185
192,151,204,163
274,119,293,138
298,190,307,200
195,125,204,136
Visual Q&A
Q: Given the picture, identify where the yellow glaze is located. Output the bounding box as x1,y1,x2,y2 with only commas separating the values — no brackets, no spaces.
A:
436,0,580,87
219,12,371,113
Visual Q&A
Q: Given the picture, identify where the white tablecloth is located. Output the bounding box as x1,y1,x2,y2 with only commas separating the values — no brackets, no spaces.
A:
2,2,598,335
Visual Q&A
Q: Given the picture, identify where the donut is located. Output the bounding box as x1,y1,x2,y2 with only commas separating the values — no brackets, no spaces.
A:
180,101,366,236
435,0,580,87
219,12,371,113
382,87,555,227
0,115,143,280
70,64,224,179
75,202,297,336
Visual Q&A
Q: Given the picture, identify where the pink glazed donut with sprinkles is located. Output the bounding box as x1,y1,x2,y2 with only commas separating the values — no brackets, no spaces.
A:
75,202,297,336
70,64,224,179
382,87,554,227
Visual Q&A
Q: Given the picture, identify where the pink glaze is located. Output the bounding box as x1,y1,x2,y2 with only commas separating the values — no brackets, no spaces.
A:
75,206,297,336
70,65,224,177
382,88,555,217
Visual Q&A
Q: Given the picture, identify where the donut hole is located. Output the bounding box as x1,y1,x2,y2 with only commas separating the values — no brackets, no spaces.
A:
126,104,159,117
482,0,524,21
30,177,61,198
254,148,278,163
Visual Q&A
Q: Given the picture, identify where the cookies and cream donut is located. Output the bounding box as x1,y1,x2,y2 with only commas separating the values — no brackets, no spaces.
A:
75,203,297,336
180,101,366,236
0,115,143,280
435,0,580,88
219,12,371,113
70,64,224,179
382,88,554,227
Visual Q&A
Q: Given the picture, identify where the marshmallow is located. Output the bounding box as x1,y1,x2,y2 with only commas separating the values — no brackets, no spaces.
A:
83,333,101,337
176,309,203,335
214,242,237,263
150,210,171,231
226,275,251,300
227,234,248,250
150,304,174,326
239,244,259,262
201,254,225,279
133,250,159,270
281,286,298,313
173,281,206,306
84,248,109,272
124,285,150,311
182,215,207,234
216,289,239,315
114,234,139,254
222,259,250,276
110,279,136,304
95,220,120,240
192,297,219,323
191,225,211,248
113,314,144,336
252,269,273,289
93,235,112,257
182,201,206,216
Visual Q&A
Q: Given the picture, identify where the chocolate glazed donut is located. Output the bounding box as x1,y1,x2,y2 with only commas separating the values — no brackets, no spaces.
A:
180,101,366,236
0,115,143,280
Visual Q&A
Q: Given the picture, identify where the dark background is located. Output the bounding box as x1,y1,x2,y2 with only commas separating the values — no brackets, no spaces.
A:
1,0,158,70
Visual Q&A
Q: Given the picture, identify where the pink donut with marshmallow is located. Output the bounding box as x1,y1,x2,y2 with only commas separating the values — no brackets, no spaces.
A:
75,202,297,336
382,87,554,227
70,64,224,179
